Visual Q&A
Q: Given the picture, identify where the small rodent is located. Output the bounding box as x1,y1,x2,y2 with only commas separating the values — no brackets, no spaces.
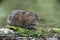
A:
7,10,39,29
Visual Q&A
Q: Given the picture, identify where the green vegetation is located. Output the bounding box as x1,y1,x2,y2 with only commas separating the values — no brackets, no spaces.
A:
6,25,60,38
6,25,42,38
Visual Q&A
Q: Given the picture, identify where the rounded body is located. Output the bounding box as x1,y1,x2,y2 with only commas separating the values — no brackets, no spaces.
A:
7,10,39,29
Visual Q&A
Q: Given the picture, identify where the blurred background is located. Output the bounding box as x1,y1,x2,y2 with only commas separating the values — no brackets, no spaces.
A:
0,0,60,28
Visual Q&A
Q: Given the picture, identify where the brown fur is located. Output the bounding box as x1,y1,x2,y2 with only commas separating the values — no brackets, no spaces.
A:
7,10,39,29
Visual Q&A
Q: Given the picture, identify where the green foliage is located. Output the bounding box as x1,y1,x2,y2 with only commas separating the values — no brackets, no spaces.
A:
41,28,60,38
6,25,18,30
6,25,60,38
6,25,42,37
